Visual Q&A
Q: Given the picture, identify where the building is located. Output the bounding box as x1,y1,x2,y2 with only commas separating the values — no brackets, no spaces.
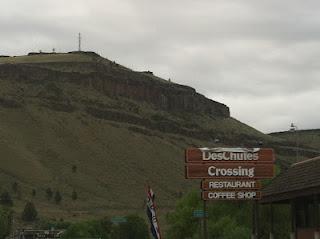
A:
262,156,320,239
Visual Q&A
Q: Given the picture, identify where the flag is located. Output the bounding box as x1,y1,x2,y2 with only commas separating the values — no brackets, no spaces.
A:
146,186,161,239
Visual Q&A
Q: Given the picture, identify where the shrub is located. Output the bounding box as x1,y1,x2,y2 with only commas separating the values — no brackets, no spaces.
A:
0,191,13,207
0,206,12,239
111,214,149,239
46,188,53,200
72,190,77,201
54,191,62,204
22,201,38,222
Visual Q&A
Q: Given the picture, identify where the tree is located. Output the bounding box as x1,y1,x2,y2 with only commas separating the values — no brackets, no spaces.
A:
72,190,78,201
72,165,77,173
46,188,53,201
32,189,36,197
12,182,18,194
22,202,38,222
62,219,112,239
0,206,12,239
166,191,200,239
54,191,62,204
0,191,13,207
112,215,149,239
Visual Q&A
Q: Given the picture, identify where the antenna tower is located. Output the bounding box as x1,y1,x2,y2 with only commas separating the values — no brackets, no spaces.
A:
78,33,81,51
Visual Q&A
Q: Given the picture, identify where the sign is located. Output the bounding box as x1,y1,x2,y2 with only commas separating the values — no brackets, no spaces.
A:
111,216,127,224
201,179,261,190
185,163,274,179
202,190,261,201
193,209,208,218
186,148,274,164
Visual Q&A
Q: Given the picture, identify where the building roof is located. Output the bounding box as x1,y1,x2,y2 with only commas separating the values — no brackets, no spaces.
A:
261,156,320,203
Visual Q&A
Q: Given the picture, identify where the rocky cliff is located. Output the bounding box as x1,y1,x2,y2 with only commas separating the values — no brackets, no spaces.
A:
0,56,229,118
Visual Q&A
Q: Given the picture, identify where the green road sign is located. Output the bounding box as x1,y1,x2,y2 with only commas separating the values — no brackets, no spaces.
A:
111,216,127,224
193,210,208,218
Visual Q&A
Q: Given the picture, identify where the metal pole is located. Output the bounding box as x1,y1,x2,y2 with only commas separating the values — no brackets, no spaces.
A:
78,33,81,52
269,203,274,239
203,200,208,239
290,123,299,162
296,129,299,162
250,201,260,239
314,195,319,239
252,201,256,239
290,200,296,239
255,201,259,239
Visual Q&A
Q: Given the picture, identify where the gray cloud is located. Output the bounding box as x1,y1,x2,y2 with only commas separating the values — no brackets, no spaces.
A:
1,0,319,133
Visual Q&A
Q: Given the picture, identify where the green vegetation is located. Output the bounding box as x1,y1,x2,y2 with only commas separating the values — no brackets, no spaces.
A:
0,206,12,239
0,191,13,207
111,215,149,239
22,201,38,222
61,215,149,239
54,191,62,204
271,129,320,149
12,181,18,194
71,190,78,201
46,188,53,201
0,53,94,64
166,191,290,239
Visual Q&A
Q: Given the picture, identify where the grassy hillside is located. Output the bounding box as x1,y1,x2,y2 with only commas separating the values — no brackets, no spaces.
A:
270,129,320,149
0,52,317,225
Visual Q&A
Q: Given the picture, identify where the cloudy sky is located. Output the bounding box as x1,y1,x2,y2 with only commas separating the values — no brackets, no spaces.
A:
1,0,319,133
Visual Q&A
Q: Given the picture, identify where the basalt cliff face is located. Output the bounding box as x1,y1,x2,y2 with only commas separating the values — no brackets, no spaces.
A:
0,61,229,118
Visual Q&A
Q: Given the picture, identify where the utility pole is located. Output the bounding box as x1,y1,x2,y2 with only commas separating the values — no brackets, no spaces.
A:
251,201,259,239
78,33,82,52
202,138,219,239
290,123,299,162
203,200,208,239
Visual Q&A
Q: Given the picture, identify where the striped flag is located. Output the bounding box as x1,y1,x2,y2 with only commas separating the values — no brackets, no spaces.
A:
146,186,161,239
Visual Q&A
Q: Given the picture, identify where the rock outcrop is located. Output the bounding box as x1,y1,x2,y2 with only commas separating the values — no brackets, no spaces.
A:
0,61,230,118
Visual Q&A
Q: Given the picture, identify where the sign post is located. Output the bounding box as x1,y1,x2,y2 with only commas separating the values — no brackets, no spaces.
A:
203,200,208,239
185,147,275,239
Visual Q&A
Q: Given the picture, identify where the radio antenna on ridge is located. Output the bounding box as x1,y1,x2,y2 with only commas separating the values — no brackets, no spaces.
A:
78,33,81,51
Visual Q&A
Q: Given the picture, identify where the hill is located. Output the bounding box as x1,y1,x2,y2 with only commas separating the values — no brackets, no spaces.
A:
270,129,320,154
0,52,318,224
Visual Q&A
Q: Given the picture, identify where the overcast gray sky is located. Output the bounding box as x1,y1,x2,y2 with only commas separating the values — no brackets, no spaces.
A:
1,0,319,133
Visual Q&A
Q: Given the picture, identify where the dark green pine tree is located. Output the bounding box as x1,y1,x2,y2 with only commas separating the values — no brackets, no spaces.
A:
72,190,78,201
0,191,13,207
46,188,53,201
54,191,62,204
12,182,18,194
32,189,36,197
21,201,37,222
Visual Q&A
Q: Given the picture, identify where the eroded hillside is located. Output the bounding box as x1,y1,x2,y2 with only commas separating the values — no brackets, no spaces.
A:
0,52,313,221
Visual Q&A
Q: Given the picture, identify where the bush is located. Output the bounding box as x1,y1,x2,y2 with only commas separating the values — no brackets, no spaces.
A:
54,191,62,204
166,191,291,239
72,190,77,201
38,218,71,230
22,201,38,222
0,191,13,207
166,190,201,239
0,206,12,239
111,215,149,239
32,189,36,197
46,188,53,200
62,218,112,239
12,182,18,194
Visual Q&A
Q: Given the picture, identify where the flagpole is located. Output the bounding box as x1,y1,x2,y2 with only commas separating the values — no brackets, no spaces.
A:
146,183,162,239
